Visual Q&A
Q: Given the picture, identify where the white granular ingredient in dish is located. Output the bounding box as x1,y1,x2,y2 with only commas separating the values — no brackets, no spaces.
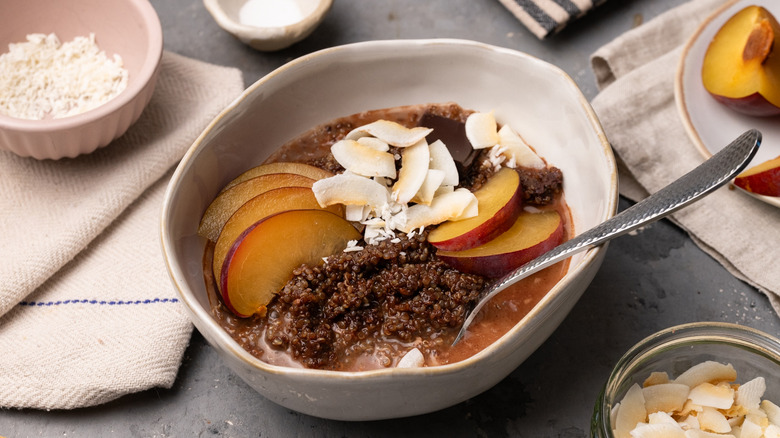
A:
0,33,129,120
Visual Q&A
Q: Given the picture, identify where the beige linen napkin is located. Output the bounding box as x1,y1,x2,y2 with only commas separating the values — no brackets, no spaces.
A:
0,51,244,409
498,0,608,39
590,0,780,314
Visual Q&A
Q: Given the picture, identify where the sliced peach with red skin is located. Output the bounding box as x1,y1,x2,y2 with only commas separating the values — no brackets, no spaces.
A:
198,173,316,242
212,187,344,294
733,155,780,196
702,5,780,116
221,162,333,192
428,167,523,251
436,210,564,278
221,209,361,318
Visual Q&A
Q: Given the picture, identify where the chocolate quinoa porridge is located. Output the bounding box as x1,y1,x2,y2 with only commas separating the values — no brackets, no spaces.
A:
203,103,571,371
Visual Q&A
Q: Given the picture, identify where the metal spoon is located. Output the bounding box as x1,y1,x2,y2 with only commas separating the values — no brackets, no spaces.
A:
452,129,762,346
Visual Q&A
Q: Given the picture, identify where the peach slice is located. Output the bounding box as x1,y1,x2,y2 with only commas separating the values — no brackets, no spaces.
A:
198,173,316,242
436,210,563,278
212,187,344,293
733,155,780,196
702,5,780,116
221,162,333,192
428,167,523,251
221,209,361,317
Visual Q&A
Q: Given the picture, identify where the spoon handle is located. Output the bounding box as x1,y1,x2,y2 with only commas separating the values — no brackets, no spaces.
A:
453,129,762,345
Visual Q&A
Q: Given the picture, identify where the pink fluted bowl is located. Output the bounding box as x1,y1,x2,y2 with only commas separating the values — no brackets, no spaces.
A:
0,0,163,160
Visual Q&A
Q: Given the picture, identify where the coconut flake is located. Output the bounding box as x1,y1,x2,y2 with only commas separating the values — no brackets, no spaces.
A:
465,111,499,149
312,172,389,210
688,383,735,410
674,361,737,388
397,348,424,368
392,138,430,204
345,119,432,147
497,124,545,169
615,384,648,438
428,139,460,186
331,139,397,178
403,188,476,232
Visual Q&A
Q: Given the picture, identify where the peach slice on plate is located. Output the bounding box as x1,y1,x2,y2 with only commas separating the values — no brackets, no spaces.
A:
436,210,563,278
221,209,361,318
212,186,344,293
733,155,780,197
428,167,523,251
221,162,333,192
198,172,316,241
701,5,780,116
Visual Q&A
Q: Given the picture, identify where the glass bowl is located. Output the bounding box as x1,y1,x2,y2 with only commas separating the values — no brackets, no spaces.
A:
592,321,780,437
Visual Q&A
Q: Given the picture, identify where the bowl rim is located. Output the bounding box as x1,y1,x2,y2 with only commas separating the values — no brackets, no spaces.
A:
161,38,618,379
203,0,333,35
0,0,163,132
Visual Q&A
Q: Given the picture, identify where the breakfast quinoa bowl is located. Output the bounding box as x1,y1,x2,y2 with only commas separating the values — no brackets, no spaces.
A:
161,39,617,420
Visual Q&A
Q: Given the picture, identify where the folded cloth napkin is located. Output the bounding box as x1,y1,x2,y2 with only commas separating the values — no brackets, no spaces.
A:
590,0,780,315
497,0,608,39
0,51,244,409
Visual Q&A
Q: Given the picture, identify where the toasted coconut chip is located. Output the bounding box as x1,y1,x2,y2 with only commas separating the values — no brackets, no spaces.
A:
762,400,780,425
766,424,780,438
331,139,397,178
397,348,424,368
615,384,648,438
434,184,455,197
497,124,545,169
698,407,732,434
680,414,700,431
402,188,477,232
682,429,737,438
643,383,690,415
736,377,766,412
429,139,460,186
648,412,678,425
345,204,371,222
688,382,735,410
465,111,499,149
357,136,390,151
346,120,432,147
453,193,479,220
392,139,430,204
644,371,671,387
738,417,763,438
312,172,389,210
630,422,686,438
411,169,446,205
675,361,737,388
680,399,704,416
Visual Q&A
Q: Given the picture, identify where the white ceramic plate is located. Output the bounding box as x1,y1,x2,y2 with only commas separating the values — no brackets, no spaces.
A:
675,0,780,208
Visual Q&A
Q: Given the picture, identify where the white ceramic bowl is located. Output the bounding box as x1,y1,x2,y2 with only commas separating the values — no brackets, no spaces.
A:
204,0,332,51
161,39,618,420
0,0,162,160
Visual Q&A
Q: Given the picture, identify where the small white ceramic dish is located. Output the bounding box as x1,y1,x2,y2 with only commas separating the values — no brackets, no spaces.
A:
675,0,780,208
0,0,162,160
203,0,332,51
161,39,618,420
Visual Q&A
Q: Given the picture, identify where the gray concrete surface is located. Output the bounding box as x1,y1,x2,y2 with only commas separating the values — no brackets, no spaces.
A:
2,0,778,436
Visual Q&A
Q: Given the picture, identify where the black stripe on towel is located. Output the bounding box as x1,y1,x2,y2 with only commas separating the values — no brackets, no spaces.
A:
514,0,557,34
550,0,581,18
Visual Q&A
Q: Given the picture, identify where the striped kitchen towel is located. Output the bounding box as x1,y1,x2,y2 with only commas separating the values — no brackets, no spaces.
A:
0,52,244,410
498,0,608,38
